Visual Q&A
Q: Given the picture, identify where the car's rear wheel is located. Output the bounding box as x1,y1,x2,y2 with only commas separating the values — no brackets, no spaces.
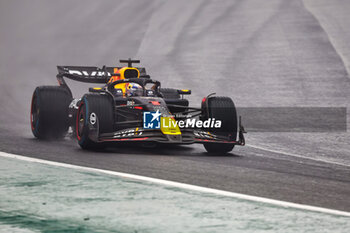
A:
160,88,188,113
159,88,180,99
30,86,72,139
202,96,238,154
76,94,114,150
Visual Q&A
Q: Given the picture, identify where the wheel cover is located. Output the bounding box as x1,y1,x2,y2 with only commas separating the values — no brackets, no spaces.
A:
76,104,85,140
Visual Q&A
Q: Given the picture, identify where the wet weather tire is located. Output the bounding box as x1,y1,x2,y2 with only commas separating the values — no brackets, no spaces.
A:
159,88,180,99
160,88,188,113
202,96,238,154
30,86,72,139
76,94,114,150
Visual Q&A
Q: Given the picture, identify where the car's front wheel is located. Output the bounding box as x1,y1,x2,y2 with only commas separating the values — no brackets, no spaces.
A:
76,94,114,150
202,96,238,154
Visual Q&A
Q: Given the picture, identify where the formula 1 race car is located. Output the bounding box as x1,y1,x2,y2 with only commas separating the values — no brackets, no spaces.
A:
30,59,245,153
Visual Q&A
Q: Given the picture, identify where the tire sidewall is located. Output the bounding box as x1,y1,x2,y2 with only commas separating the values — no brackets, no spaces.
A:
75,94,114,149
76,97,93,147
30,88,40,137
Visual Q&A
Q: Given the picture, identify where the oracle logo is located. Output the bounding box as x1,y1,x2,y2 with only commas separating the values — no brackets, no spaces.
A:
68,70,111,77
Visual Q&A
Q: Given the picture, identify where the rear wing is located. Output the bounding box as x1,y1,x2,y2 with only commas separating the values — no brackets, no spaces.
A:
57,66,147,84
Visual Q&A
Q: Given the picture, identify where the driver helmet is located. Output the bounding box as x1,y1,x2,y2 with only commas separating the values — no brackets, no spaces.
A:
125,83,143,97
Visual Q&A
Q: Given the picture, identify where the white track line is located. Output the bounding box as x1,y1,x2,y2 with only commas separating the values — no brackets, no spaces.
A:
247,144,350,167
1,151,349,217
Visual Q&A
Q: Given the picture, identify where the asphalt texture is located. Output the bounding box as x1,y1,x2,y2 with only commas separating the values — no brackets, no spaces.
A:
0,0,349,212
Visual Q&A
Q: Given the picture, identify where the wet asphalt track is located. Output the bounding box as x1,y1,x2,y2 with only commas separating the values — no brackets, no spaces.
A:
0,0,349,211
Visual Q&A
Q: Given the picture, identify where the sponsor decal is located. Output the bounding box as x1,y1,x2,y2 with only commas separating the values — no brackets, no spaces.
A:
90,112,97,125
194,131,216,139
68,70,111,77
127,100,135,106
113,128,143,138
146,90,155,96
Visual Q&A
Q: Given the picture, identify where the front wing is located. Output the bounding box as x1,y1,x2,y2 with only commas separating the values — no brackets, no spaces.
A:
88,125,245,145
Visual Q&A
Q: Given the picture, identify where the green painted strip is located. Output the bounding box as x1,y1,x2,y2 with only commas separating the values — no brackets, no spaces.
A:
0,156,349,233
